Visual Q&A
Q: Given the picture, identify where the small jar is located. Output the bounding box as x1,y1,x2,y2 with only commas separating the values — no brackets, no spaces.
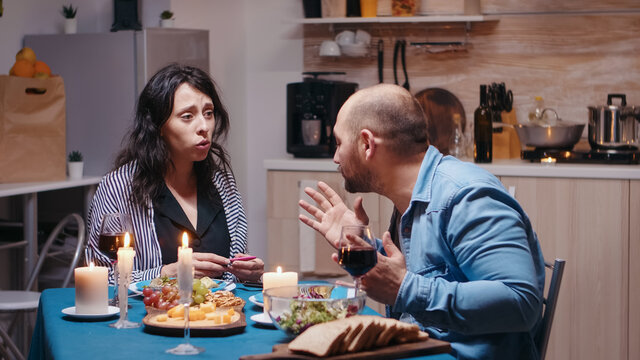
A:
392,0,417,16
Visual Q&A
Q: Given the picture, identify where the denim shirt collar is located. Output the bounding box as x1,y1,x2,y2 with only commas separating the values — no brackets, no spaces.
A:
407,146,443,212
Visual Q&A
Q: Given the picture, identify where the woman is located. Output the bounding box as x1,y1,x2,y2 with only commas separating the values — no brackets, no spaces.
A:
85,64,264,284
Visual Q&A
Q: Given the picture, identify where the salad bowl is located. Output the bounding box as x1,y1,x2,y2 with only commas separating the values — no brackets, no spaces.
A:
263,283,366,336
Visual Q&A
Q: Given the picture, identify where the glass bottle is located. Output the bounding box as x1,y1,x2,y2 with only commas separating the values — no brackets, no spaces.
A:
450,114,468,160
528,96,548,123
474,85,492,163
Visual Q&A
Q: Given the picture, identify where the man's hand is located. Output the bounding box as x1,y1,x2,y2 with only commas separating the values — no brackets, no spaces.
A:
298,181,369,248
355,231,407,306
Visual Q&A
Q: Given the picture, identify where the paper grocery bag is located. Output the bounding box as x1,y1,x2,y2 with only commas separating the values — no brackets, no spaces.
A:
0,75,66,182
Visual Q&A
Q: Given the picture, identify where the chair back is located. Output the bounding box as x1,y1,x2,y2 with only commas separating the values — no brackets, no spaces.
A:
25,213,86,290
536,258,566,360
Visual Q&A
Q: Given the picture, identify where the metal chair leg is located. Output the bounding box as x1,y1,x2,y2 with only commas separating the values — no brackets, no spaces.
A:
0,323,25,360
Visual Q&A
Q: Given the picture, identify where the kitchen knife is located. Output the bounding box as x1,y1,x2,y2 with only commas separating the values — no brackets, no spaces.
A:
377,39,384,83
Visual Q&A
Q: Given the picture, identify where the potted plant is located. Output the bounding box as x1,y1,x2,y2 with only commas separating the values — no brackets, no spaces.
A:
61,4,78,34
160,10,174,28
67,150,83,179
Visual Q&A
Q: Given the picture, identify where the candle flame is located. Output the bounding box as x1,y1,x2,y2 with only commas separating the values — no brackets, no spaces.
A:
182,232,189,248
89,262,95,269
276,266,282,273
124,232,131,248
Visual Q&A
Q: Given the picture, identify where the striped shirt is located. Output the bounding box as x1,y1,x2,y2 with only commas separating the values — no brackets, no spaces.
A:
84,161,248,284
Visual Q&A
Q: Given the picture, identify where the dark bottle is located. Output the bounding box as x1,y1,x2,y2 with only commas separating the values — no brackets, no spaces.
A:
474,84,492,163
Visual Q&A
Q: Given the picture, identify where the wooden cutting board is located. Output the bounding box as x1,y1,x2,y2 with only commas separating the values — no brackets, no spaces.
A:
239,338,451,360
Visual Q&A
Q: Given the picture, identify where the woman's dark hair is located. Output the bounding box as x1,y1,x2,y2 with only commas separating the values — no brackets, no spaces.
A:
114,63,231,207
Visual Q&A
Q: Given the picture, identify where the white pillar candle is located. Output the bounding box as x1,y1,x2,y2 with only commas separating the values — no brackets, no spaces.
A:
177,232,193,301
263,266,298,291
263,266,298,316
116,233,135,305
75,262,108,314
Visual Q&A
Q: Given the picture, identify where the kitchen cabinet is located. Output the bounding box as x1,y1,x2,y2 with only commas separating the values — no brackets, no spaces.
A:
500,177,629,360
630,180,640,360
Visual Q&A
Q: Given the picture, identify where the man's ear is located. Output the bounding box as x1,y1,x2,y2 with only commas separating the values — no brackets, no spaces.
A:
359,129,377,160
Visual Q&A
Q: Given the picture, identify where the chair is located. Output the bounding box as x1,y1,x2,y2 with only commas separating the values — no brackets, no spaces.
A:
536,258,566,360
0,213,86,360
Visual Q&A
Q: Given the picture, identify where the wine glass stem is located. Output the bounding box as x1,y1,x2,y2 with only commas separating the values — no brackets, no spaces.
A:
112,260,119,305
183,303,191,345
354,276,362,293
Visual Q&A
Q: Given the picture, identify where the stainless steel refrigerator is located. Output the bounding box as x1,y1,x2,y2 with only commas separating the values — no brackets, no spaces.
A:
25,28,210,176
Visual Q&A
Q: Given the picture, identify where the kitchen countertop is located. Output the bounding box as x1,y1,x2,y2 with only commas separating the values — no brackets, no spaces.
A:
264,158,640,180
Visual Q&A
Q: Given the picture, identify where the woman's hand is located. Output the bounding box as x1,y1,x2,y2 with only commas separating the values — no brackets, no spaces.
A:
226,253,264,282
161,252,230,279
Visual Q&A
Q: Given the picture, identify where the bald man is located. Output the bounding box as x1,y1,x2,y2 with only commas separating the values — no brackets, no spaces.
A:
299,84,546,360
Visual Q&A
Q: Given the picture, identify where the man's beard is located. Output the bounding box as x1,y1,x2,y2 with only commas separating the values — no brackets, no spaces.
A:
339,156,375,194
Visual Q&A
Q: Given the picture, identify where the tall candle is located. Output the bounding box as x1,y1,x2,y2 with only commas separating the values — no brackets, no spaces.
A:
116,232,135,305
75,262,108,314
177,232,193,302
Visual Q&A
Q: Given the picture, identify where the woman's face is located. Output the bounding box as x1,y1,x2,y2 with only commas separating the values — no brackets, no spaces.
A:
161,83,215,166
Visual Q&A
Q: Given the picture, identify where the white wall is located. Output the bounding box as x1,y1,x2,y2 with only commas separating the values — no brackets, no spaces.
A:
172,0,304,261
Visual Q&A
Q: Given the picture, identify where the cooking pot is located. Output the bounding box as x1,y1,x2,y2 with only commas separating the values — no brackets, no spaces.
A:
588,94,640,150
507,108,585,149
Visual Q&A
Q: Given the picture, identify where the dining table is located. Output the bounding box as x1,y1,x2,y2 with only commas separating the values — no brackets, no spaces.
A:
28,283,455,360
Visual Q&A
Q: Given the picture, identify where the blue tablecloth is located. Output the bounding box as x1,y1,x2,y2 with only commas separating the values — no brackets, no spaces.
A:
28,285,455,360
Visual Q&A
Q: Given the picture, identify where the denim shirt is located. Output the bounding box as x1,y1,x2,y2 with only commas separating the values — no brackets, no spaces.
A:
384,147,546,360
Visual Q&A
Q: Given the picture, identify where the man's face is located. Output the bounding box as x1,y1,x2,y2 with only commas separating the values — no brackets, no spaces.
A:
333,110,374,193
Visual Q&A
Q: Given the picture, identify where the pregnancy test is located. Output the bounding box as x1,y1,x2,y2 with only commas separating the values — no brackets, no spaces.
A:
228,256,256,263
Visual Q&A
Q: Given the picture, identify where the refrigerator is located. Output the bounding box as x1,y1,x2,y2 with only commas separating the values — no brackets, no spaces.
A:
25,28,210,177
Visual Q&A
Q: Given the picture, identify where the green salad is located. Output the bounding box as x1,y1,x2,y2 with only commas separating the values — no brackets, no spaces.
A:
275,298,360,335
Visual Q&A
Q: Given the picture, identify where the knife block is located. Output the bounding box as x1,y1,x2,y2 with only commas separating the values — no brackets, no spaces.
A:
492,110,521,159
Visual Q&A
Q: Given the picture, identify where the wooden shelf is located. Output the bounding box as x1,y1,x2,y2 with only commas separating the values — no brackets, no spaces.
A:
294,14,500,24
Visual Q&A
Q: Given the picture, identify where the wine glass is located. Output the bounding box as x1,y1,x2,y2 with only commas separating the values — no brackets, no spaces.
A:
338,225,378,292
98,213,134,306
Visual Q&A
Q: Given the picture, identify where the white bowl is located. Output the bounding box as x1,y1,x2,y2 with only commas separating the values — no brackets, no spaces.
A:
319,40,341,57
335,30,356,46
355,30,371,45
340,43,368,57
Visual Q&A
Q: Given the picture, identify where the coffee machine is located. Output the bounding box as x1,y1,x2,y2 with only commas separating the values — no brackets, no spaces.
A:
287,72,358,158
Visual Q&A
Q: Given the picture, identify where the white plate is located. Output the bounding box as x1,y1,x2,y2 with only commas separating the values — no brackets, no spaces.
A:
248,295,263,308
61,306,119,319
128,280,236,296
250,312,274,326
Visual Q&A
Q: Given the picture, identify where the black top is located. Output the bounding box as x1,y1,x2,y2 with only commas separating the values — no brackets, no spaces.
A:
153,182,231,264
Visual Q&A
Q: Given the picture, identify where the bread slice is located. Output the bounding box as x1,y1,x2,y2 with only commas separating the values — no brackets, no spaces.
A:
288,320,352,357
375,318,400,347
337,317,364,354
347,316,380,353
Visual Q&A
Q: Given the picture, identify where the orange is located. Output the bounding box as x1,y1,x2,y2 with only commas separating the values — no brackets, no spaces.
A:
34,60,51,76
11,59,35,77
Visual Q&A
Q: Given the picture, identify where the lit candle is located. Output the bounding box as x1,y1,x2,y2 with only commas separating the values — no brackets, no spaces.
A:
116,232,135,305
541,157,557,165
263,266,298,291
74,262,108,314
177,232,193,302
262,266,298,316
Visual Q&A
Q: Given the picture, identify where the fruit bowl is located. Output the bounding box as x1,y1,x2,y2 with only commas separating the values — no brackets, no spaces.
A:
264,283,366,336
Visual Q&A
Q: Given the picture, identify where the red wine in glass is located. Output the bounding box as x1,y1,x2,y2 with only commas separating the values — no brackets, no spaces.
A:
339,247,377,277
338,225,377,292
98,232,126,261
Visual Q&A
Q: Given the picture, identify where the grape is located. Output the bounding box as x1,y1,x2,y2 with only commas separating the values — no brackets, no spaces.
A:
162,285,173,295
143,296,153,306
193,294,205,304
158,300,169,310
142,287,153,297
149,292,159,306
195,287,208,296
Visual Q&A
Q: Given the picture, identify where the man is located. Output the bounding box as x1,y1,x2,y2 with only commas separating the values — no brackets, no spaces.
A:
299,84,546,360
